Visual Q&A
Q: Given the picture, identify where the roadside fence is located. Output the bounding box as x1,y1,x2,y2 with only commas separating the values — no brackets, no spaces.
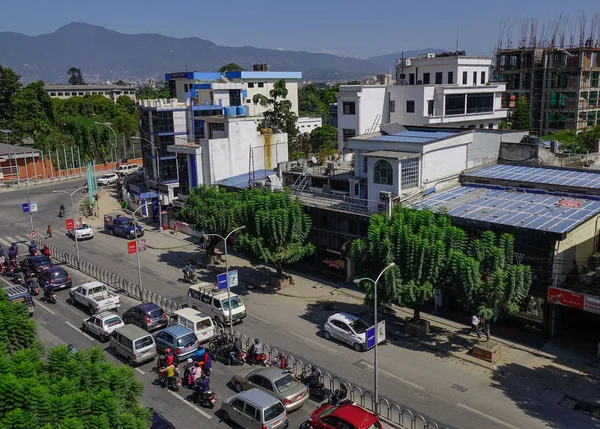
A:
213,321,449,429
35,239,182,315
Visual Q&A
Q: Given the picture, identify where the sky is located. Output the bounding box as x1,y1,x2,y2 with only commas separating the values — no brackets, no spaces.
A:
1,0,598,58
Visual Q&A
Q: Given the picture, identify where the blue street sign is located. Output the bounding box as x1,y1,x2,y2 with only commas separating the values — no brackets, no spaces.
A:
22,203,29,213
366,326,376,349
217,273,228,290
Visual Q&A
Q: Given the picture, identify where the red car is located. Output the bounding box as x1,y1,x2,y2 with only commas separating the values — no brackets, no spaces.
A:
303,404,382,429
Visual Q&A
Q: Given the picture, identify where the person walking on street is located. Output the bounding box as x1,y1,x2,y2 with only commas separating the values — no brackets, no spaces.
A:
469,314,481,338
46,225,52,239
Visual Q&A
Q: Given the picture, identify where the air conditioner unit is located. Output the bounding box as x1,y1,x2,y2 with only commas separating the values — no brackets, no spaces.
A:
380,191,392,201
405,59,412,67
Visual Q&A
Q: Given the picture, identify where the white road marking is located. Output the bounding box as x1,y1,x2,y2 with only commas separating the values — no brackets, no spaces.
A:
289,331,332,351
457,403,522,429
35,302,57,315
65,321,95,341
245,313,272,325
135,368,145,375
16,235,31,242
0,237,10,246
5,236,18,244
167,390,212,419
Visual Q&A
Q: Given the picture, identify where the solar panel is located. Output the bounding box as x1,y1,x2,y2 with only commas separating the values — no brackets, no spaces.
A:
380,123,406,135
413,185,600,234
465,165,600,190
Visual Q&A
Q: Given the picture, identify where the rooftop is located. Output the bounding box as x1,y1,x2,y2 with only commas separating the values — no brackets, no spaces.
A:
215,170,277,189
165,71,302,81
369,129,459,143
413,184,600,236
44,84,136,91
365,151,420,160
0,143,40,155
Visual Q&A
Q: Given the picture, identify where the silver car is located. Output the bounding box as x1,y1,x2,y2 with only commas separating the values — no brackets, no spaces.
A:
221,388,288,429
81,312,124,342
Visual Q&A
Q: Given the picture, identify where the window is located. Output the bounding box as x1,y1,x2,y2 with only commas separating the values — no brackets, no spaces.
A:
435,72,443,84
427,100,434,116
154,111,175,133
184,84,189,92
257,82,264,88
248,82,255,88
342,129,356,144
177,154,189,195
362,157,368,174
423,73,430,84
445,94,465,115
244,404,258,420
246,98,251,103
401,158,419,189
58,93,64,96
50,92,56,96
201,293,211,304
389,99,395,113
232,399,245,412
489,123,494,129
158,135,175,156
406,100,415,113
409,73,415,85
343,102,356,115
322,417,340,428
194,119,204,142
264,403,285,421
212,123,225,132
462,71,467,85
134,336,153,349
481,71,486,85
212,298,221,308
448,71,454,84
374,160,393,185
467,93,494,113
197,319,211,330
473,71,477,85
229,89,242,106
159,158,178,181
274,375,298,392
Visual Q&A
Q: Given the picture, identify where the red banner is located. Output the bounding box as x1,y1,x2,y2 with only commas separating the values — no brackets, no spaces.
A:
65,218,74,230
548,287,584,310
127,241,137,255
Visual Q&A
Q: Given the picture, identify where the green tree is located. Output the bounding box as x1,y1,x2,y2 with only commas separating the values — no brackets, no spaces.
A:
0,290,37,355
298,85,323,117
181,186,244,263
310,125,338,154
66,68,85,85
0,66,22,130
10,81,55,139
218,63,244,72
253,79,299,142
237,188,315,279
510,96,531,130
115,80,126,86
136,83,170,100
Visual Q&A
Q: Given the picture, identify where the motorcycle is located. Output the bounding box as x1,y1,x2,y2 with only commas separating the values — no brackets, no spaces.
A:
158,367,180,392
59,208,65,218
228,351,245,366
29,248,38,256
182,269,197,284
300,371,326,399
246,352,268,366
44,290,57,304
9,259,18,268
192,381,216,409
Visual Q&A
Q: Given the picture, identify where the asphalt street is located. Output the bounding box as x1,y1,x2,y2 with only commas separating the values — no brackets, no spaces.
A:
1,180,598,429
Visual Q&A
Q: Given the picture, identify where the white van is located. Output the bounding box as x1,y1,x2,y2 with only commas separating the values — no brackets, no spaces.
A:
116,164,139,176
173,308,216,343
187,282,247,326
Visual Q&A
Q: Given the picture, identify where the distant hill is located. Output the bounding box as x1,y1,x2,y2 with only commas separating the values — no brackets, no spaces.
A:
0,23,445,83
366,49,446,70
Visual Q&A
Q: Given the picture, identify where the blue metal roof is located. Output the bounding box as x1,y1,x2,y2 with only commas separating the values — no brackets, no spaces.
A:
371,130,458,143
215,170,276,189
465,164,600,189
225,71,302,80
165,72,222,81
413,184,600,234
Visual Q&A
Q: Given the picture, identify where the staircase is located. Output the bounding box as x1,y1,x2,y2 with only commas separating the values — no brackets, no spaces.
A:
291,167,310,193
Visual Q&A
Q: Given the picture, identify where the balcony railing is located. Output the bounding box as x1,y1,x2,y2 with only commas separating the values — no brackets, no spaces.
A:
293,189,383,215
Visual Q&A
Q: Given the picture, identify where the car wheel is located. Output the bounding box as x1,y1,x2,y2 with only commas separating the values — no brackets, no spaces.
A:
89,305,96,315
324,330,332,341
128,356,134,366
100,334,108,343
234,382,243,393
222,411,231,423
353,342,363,352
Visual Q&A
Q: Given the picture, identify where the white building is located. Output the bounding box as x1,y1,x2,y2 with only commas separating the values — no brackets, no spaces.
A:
44,84,137,102
297,116,323,134
337,53,507,160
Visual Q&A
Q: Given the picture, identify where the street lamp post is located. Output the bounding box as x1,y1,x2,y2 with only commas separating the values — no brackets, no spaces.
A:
0,129,14,183
131,136,162,232
94,122,119,166
206,226,246,336
115,204,147,290
25,176,41,232
52,187,86,269
354,262,396,415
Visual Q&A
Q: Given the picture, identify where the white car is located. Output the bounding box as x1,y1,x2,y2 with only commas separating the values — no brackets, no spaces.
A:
97,173,119,186
81,312,125,342
68,223,94,240
323,312,370,352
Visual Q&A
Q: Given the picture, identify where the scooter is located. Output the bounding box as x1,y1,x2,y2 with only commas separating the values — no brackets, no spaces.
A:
247,352,268,366
44,290,57,304
228,351,245,366
196,390,216,409
300,371,326,399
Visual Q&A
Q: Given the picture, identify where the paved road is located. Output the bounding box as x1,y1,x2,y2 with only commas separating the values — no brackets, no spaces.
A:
1,182,598,429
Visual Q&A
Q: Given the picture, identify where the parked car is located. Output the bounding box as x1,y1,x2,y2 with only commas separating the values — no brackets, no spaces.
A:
104,213,144,239
21,255,54,276
82,311,125,342
38,266,72,290
122,303,168,332
97,173,119,186
68,223,95,240
221,388,288,429
153,324,200,363
116,164,139,176
302,404,382,429
150,409,176,429
231,367,309,412
323,312,370,352
69,281,121,314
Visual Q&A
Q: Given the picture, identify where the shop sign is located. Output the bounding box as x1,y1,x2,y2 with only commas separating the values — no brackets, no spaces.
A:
584,295,600,315
548,287,584,310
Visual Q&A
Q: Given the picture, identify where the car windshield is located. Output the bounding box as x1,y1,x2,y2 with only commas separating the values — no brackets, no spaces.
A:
264,402,285,422
221,296,243,311
77,224,90,230
274,375,299,392
134,336,154,350
177,333,197,347
104,317,122,328
349,318,369,334
318,407,336,419
100,175,112,179
147,308,164,318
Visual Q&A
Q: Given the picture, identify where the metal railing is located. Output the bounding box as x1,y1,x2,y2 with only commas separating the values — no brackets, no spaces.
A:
294,189,383,215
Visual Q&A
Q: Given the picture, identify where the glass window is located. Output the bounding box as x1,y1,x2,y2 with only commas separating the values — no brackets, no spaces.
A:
349,318,369,334
409,73,415,85
177,154,189,195
148,308,164,318
134,336,153,349
232,399,245,412
177,333,198,347
374,160,393,185
158,135,175,157
362,157,368,174
153,111,175,134
406,100,415,113
221,296,243,311
435,72,443,84
244,404,258,419
445,94,465,115
448,71,454,84
401,158,419,189
211,123,225,132
257,82,264,88
343,102,356,115
197,319,212,330
462,71,468,84
104,317,122,328
342,129,356,143
264,403,285,421
213,298,221,308
473,72,478,85
428,100,434,116
481,71,486,85
389,99,395,113
275,375,299,392
423,73,430,84
467,93,494,113
159,158,178,181
229,89,241,106
248,82,255,88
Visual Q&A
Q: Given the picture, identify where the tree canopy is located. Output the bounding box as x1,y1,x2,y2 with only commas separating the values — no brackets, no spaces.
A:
218,63,245,72
310,125,338,154
543,126,600,154
136,82,170,100
253,79,299,142
67,67,85,85
298,83,340,123
509,96,531,131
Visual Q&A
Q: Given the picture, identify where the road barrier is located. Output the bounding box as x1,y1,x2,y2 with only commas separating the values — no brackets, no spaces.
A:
36,239,182,315
213,322,449,429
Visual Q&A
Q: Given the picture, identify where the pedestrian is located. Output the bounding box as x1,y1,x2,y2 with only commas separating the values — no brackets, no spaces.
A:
469,314,481,338
46,225,52,239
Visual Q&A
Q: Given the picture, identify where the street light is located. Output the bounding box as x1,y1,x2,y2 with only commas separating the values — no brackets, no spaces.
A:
52,187,87,269
94,122,119,165
25,176,42,232
206,225,246,336
115,204,146,290
131,136,162,232
354,262,396,415
0,129,14,183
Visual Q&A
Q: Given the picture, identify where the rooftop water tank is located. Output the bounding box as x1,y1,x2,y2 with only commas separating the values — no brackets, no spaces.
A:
236,106,246,117
224,106,236,118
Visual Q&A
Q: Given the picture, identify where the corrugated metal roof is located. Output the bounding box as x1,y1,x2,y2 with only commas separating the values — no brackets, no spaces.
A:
413,184,600,234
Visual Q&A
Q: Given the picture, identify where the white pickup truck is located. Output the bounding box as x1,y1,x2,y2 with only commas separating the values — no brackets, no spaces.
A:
69,281,121,314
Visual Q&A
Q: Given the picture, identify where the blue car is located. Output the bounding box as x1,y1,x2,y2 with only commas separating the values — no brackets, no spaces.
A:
104,213,144,239
153,325,199,363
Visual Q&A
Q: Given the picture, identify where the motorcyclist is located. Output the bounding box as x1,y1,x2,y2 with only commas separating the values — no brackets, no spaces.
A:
191,344,206,363
29,240,37,255
202,347,212,375
330,384,348,406
193,373,211,403
8,247,16,262
307,365,321,388
183,261,194,281
275,351,288,370
28,273,40,292
163,348,175,367
229,337,243,365
59,204,65,217
42,244,50,258
12,267,24,284
43,281,53,299
248,338,263,361
163,363,178,390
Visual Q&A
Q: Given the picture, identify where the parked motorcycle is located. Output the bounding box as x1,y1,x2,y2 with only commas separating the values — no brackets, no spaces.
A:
192,380,216,409
299,370,326,399
246,352,268,366
44,289,57,304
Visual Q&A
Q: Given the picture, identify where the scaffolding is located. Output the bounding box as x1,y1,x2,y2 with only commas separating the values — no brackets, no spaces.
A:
494,13,600,135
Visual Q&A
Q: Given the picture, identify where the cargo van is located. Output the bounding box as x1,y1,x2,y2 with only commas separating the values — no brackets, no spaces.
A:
187,282,247,326
110,324,157,365
172,308,216,343
116,164,139,176
3,285,34,316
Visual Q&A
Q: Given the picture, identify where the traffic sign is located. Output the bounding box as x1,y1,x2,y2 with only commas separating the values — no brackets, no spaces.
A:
217,270,239,290
29,231,38,239
366,321,386,350
138,239,147,252
22,203,29,213
366,326,376,349
30,202,38,212
217,273,227,290
65,218,74,230
127,241,137,254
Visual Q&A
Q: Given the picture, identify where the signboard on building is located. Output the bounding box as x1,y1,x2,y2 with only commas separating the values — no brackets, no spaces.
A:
548,287,584,310
127,241,137,255
169,72,188,79
584,295,600,315
366,321,386,349
65,218,75,230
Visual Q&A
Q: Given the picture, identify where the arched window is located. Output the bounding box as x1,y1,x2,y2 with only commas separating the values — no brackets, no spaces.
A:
374,160,393,185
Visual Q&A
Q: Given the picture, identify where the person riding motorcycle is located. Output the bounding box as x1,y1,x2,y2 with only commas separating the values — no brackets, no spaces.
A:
247,338,263,361
193,373,211,403
59,204,65,217
28,273,39,291
182,262,194,281
229,337,243,365
164,348,175,367
8,247,16,262
42,244,50,258
307,365,321,388
12,267,24,284
29,240,37,255
43,280,53,299
162,363,178,389
191,345,206,363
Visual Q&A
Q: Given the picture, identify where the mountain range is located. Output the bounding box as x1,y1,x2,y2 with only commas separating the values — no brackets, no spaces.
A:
0,22,444,83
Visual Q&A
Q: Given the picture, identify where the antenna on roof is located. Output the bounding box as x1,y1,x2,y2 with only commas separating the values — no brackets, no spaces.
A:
456,29,459,52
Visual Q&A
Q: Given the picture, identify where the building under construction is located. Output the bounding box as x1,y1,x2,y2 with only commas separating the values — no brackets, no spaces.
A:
494,14,600,136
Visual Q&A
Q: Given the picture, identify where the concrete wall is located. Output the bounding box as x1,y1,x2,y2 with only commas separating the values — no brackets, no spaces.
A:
556,215,600,281
298,116,323,134
422,144,466,185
